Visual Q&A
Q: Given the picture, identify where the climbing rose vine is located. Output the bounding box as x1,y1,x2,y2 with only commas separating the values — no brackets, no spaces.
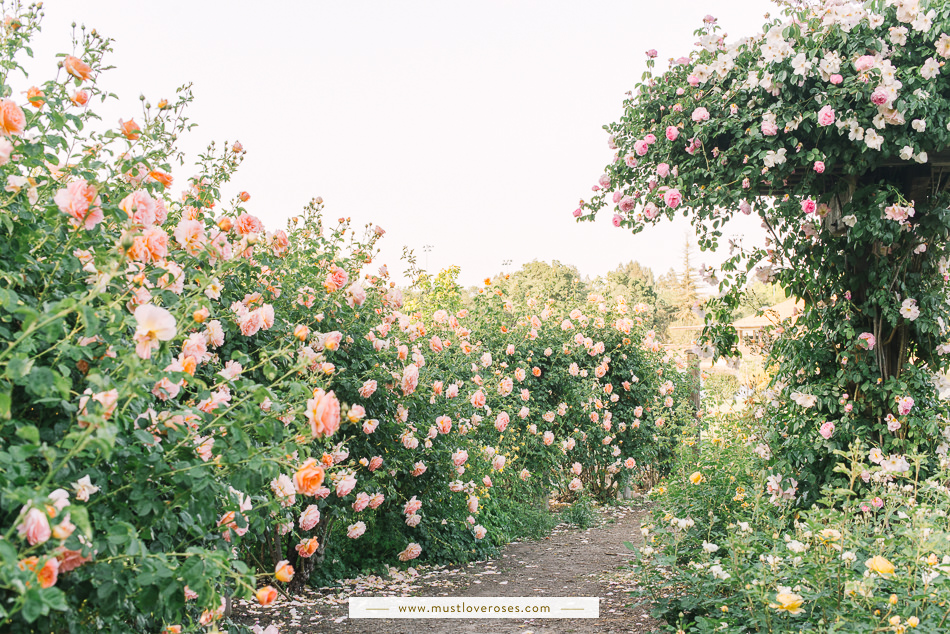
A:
579,0,950,497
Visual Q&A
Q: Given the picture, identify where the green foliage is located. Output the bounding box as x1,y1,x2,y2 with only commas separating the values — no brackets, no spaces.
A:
559,496,598,529
634,422,950,633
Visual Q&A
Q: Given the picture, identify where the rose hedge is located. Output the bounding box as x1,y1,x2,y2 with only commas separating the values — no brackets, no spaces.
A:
0,7,694,633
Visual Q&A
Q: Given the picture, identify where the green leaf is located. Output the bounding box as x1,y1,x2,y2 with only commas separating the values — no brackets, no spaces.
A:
15,425,39,445
5,356,33,381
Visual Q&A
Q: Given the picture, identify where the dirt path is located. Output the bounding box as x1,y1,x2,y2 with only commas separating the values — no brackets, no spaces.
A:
232,500,660,634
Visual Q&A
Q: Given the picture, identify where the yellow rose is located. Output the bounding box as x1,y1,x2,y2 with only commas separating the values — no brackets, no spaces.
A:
866,555,895,575
688,472,703,485
770,591,804,615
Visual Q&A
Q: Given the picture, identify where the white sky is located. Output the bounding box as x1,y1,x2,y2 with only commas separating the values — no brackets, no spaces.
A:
29,0,776,287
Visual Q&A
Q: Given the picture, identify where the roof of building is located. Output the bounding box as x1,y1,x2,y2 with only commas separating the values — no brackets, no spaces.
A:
732,297,804,330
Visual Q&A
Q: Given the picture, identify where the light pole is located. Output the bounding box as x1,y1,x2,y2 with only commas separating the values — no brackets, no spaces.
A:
423,244,433,272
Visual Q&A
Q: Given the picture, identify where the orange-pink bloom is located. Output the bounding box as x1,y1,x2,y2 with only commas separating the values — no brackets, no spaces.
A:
293,458,326,496
119,118,141,140
256,586,278,606
0,98,25,135
306,389,340,439
63,55,93,81
54,180,103,230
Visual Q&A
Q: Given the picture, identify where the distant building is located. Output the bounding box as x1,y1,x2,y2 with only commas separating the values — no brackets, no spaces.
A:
732,297,803,353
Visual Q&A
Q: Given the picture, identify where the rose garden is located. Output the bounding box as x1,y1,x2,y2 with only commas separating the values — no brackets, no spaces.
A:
3,1,950,633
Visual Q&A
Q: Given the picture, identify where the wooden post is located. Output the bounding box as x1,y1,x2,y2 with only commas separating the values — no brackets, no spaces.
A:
688,351,701,454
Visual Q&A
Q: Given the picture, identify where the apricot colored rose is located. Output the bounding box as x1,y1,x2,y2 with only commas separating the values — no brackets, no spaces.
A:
63,55,93,81
148,170,173,188
295,537,319,558
274,560,294,582
119,118,141,140
37,557,59,588
0,99,25,136
293,458,326,496
70,90,89,106
256,586,278,606
26,86,44,108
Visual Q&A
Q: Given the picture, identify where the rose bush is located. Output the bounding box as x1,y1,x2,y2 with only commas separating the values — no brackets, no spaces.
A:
580,0,950,497
0,6,694,632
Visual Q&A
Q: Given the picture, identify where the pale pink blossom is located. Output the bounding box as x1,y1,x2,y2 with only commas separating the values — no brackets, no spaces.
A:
817,105,836,126
133,304,177,360
299,505,321,530
18,507,51,545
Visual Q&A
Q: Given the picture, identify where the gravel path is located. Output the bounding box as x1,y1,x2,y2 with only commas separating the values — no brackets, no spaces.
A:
231,500,661,634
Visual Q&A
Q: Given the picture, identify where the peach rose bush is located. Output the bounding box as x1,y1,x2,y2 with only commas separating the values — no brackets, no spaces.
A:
0,6,694,633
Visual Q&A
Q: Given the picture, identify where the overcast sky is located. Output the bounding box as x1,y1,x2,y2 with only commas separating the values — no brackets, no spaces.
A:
30,0,777,287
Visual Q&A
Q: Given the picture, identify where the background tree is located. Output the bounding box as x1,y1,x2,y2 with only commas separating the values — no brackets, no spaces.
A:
496,260,587,307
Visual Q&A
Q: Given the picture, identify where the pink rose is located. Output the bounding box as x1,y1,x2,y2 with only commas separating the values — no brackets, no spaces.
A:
663,189,682,209
623,153,638,168
0,137,12,165
691,107,709,122
404,496,423,516
665,126,679,141
761,121,778,136
401,364,419,396
335,474,357,498
352,492,370,512
644,133,657,145
814,161,825,173
645,49,657,58
819,421,835,440
346,282,366,307
299,505,321,531
368,456,383,471
572,208,582,217
858,332,876,350
495,411,509,432
618,196,636,212
18,507,51,545
871,89,888,106
347,521,366,539
54,180,103,230
829,74,843,84
306,389,341,439
359,380,377,398
470,389,486,408
854,55,876,72
801,198,817,214
612,214,622,227
817,105,835,126
656,163,670,178
398,542,422,561
633,140,649,156
452,449,469,467
687,74,699,87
